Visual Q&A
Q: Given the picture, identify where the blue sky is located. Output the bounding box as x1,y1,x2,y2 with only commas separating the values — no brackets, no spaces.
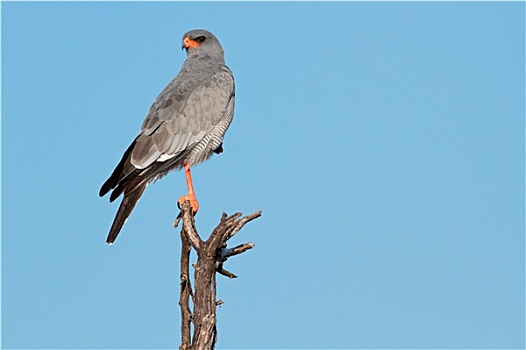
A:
2,2,524,349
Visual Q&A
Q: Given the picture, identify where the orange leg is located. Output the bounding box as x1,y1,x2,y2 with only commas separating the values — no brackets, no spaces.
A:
178,163,199,213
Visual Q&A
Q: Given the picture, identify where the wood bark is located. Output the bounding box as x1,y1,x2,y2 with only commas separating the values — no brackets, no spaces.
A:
174,200,261,350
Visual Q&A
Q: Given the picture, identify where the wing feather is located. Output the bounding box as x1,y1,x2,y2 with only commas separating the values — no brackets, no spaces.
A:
130,69,234,169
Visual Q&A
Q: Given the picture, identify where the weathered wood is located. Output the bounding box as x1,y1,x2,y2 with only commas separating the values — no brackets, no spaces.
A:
176,200,261,349
178,226,192,350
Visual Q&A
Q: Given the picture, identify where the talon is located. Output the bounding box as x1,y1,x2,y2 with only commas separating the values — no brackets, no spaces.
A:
178,195,199,213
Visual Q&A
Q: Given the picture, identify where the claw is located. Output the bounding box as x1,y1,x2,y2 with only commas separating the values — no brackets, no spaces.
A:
178,194,199,213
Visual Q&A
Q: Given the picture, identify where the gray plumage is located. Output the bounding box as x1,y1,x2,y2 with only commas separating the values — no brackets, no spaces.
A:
100,29,235,244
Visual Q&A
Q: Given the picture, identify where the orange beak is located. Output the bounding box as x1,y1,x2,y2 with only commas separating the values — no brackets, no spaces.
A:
183,37,200,50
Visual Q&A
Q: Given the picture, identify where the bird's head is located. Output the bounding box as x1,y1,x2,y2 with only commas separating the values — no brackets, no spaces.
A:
182,29,224,57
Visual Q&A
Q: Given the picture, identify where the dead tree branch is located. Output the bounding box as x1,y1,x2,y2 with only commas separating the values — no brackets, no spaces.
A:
179,225,193,350
175,200,262,350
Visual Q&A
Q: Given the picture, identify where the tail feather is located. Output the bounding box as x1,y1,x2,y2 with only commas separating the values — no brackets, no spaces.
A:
106,184,147,244
100,141,187,244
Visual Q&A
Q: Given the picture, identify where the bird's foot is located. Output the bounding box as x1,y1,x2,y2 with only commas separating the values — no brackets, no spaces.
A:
178,194,199,214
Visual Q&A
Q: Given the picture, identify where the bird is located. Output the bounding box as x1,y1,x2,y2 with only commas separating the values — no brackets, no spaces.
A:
99,29,235,244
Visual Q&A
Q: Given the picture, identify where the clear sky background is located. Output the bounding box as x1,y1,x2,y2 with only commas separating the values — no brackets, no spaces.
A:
2,2,524,349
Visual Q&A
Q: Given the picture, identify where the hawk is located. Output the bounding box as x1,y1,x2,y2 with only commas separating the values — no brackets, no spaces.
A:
99,29,235,244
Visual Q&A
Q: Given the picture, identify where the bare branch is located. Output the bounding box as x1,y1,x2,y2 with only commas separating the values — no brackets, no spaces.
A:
218,242,255,261
216,263,238,279
179,227,192,350
173,211,184,228
177,200,202,250
223,211,262,242
176,202,262,349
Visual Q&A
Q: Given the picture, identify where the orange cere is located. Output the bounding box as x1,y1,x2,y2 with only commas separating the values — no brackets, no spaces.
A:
183,37,200,49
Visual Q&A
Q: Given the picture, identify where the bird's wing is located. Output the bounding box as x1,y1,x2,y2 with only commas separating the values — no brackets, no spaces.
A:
130,69,235,169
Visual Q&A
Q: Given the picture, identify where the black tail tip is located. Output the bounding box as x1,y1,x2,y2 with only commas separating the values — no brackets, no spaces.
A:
99,183,111,197
105,233,117,245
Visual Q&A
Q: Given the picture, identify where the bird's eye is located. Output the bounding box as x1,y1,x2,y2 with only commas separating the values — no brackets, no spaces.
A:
195,36,206,43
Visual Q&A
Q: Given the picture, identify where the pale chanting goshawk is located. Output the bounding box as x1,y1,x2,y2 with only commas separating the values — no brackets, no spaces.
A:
99,29,235,244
